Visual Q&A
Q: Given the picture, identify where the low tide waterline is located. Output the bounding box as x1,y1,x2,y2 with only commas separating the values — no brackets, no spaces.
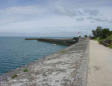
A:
0,37,67,75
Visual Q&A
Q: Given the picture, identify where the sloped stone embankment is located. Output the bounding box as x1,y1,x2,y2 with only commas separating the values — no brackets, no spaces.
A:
0,39,89,86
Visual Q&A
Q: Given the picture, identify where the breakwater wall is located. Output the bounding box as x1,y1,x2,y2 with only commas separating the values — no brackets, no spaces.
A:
0,39,89,86
25,38,79,45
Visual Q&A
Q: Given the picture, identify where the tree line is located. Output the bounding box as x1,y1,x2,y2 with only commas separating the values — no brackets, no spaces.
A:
92,26,112,48
92,26,112,39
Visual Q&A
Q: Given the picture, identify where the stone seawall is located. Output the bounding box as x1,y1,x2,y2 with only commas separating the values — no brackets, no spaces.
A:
0,39,89,86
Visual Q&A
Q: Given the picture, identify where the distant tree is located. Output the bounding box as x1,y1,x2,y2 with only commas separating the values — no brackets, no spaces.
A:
92,26,103,38
102,28,111,38
84,35,88,38
92,26,112,39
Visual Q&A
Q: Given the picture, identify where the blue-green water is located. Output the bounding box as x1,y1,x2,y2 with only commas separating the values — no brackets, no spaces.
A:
0,37,67,75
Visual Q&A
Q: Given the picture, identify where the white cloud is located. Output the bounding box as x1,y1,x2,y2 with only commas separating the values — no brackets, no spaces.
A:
0,6,47,17
0,0,112,36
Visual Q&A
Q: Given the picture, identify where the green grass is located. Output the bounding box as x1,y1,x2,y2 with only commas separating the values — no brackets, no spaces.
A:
94,37,100,41
60,50,66,53
23,69,28,72
11,74,17,79
109,45,112,48
94,37,104,44
94,35,112,48
105,35,112,40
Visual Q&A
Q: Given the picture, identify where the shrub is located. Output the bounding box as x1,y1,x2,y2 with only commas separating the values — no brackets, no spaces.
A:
24,69,28,72
11,74,17,79
109,45,112,48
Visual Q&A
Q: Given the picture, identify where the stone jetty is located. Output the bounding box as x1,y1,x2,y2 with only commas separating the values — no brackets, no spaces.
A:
25,37,79,45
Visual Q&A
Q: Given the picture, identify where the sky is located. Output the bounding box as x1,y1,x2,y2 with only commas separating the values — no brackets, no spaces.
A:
0,0,112,37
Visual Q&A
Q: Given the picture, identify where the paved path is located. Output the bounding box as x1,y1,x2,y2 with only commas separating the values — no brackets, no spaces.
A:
87,40,112,86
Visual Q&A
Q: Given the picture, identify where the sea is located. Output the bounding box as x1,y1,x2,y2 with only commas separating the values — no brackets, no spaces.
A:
0,37,67,75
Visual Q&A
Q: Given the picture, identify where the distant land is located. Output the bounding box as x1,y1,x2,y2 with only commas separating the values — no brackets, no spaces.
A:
0,31,91,37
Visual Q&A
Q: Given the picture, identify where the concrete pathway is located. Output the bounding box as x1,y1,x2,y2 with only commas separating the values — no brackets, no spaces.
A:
87,40,112,86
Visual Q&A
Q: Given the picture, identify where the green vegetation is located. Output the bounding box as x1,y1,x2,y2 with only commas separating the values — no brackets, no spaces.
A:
84,35,88,38
92,26,112,48
60,50,66,53
11,74,17,79
23,69,28,72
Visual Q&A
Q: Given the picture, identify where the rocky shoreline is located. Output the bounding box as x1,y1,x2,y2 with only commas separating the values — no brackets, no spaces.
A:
0,39,89,86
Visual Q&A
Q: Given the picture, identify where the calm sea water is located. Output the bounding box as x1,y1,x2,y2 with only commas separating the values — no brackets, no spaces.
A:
0,37,67,75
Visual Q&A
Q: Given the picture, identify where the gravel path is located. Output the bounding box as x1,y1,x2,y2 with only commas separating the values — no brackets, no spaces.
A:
87,40,112,86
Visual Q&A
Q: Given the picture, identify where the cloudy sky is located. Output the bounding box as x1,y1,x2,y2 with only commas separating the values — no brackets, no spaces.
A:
0,0,112,37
